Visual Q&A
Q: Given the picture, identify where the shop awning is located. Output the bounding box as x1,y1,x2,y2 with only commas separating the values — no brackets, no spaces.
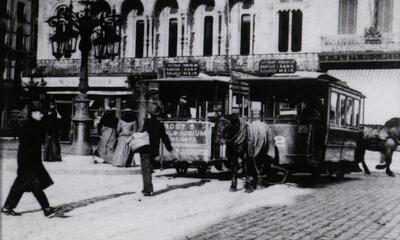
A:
328,69,400,124
46,90,132,95
21,76,129,88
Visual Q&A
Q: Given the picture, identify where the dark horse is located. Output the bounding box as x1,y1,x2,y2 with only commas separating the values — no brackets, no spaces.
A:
356,118,400,177
215,114,288,192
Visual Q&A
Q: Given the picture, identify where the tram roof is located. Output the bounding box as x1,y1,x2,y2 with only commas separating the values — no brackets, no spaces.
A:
241,71,340,82
139,74,230,83
239,71,364,96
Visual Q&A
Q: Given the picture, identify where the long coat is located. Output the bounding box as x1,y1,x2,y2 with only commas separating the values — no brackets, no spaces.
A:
17,119,54,191
141,117,172,157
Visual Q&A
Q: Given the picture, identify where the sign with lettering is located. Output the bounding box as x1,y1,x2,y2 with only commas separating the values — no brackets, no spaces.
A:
165,63,200,77
160,121,213,162
259,59,297,74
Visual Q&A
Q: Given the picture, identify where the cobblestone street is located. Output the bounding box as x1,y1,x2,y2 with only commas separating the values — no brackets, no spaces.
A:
187,173,400,240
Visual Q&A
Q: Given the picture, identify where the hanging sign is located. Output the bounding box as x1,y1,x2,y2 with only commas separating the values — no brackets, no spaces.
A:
259,59,297,74
165,63,200,77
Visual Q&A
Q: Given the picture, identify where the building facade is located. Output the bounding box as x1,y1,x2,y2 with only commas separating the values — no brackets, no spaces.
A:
28,0,399,139
0,0,39,135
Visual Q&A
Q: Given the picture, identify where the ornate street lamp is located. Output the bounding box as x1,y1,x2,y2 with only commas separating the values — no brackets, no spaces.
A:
47,0,122,155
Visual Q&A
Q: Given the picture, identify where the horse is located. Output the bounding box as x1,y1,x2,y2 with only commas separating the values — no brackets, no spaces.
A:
215,114,288,192
356,118,400,177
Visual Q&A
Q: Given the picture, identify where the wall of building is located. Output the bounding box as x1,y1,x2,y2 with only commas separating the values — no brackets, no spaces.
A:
1,0,38,134
34,0,400,125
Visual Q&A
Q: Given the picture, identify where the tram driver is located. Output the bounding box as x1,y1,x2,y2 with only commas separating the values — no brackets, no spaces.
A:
301,99,322,123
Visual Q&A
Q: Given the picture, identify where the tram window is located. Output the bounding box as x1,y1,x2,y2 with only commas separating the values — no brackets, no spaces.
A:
251,101,262,118
278,101,298,117
339,95,346,126
345,98,354,126
354,99,360,126
330,92,338,125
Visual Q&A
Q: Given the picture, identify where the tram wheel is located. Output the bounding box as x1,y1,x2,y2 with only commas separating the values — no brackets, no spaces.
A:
336,172,345,180
198,165,208,175
175,167,188,176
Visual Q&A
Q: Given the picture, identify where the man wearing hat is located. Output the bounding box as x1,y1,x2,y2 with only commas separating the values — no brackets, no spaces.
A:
139,104,173,196
1,101,60,217
176,95,191,118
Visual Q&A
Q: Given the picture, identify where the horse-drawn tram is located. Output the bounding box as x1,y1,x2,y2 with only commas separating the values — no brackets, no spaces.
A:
242,72,365,178
138,75,249,175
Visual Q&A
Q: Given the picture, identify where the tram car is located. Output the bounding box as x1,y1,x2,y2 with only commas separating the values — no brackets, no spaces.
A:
244,72,365,178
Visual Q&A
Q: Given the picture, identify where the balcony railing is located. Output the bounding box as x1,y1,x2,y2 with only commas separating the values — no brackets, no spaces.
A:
320,33,400,53
31,53,319,77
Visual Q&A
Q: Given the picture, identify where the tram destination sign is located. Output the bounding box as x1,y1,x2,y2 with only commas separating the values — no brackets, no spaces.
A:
259,59,297,74
165,62,200,77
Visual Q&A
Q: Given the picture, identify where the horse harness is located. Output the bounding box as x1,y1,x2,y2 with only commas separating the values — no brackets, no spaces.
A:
223,119,264,181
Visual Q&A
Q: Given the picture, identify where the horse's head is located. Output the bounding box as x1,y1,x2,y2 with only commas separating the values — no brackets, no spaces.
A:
215,114,241,144
383,118,400,143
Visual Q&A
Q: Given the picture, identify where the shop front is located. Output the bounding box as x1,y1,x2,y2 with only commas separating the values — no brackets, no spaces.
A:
22,76,132,141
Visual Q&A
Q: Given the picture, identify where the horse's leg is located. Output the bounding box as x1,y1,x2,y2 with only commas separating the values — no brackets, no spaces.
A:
384,139,396,177
255,156,267,188
230,154,238,192
243,154,254,193
356,147,370,175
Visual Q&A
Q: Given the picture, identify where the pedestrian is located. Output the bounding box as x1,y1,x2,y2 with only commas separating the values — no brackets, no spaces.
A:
1,101,60,217
110,108,137,167
138,104,173,196
94,107,118,164
43,99,62,162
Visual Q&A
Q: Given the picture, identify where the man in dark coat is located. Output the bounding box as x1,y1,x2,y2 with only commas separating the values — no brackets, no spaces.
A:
139,104,173,196
43,99,62,162
176,96,191,118
1,101,60,217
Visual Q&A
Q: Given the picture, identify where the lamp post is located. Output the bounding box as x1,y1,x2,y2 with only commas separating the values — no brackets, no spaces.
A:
47,0,122,155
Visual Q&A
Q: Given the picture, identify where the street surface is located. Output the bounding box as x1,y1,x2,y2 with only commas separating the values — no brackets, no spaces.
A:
0,142,399,240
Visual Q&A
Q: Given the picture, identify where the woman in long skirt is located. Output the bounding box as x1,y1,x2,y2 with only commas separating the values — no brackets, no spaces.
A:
111,109,137,167
94,108,118,164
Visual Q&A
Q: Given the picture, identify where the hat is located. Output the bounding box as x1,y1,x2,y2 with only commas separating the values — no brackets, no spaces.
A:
180,96,188,100
147,104,161,116
29,101,44,112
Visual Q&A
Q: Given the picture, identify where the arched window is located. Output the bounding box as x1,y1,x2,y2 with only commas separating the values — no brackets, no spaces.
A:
168,18,178,57
377,0,393,33
278,10,302,52
338,0,357,34
203,16,213,56
135,20,144,58
240,14,251,55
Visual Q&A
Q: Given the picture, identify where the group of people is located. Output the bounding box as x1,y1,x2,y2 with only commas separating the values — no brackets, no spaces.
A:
2,101,174,217
94,104,173,196
94,107,137,167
